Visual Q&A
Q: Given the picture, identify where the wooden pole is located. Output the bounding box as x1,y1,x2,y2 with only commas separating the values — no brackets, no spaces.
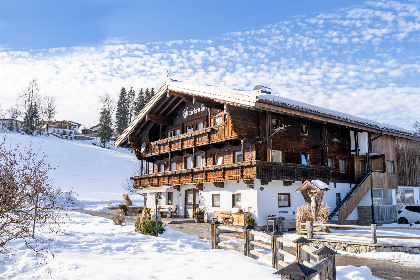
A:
371,223,377,244
271,234,277,268
244,229,248,256
306,221,313,239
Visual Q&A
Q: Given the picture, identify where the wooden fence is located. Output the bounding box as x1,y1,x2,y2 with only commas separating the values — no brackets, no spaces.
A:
302,221,420,244
211,224,337,280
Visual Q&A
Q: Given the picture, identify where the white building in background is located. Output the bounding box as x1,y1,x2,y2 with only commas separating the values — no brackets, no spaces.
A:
41,120,81,139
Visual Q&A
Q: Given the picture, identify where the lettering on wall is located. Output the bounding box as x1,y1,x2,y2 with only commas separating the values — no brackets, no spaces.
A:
183,104,207,119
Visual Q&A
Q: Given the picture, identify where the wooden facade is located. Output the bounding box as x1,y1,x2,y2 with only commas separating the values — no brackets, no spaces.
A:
116,79,420,224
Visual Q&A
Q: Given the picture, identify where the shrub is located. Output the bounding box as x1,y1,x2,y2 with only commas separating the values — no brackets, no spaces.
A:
111,209,125,226
193,207,206,215
245,217,255,224
134,217,165,236
118,204,128,215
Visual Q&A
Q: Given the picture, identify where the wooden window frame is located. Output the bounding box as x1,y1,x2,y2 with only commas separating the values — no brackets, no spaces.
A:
300,123,309,136
167,130,173,138
194,154,202,168
186,124,194,133
159,163,165,173
183,156,192,169
232,193,241,208
167,192,173,205
234,151,243,163
197,122,204,130
212,194,221,207
272,118,283,130
171,162,177,171
386,160,394,174
339,159,346,173
175,129,181,136
278,193,291,207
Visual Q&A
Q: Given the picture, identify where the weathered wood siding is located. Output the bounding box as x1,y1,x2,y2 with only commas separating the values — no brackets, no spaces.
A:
371,134,398,189
395,138,420,186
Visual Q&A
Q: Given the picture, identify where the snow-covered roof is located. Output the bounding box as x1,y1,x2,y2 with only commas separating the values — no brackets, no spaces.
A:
310,180,329,190
115,79,418,147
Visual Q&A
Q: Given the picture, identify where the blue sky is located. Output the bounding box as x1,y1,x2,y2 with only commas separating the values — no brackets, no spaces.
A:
0,0,419,130
1,0,367,49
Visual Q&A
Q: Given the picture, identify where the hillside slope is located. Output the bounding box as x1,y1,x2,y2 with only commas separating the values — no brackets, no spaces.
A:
1,132,140,203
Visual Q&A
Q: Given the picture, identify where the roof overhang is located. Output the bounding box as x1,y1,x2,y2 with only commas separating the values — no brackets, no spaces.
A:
136,185,174,194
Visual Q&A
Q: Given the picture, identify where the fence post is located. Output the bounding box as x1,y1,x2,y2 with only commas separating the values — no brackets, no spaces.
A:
371,223,377,244
271,234,277,269
248,230,254,256
211,223,220,249
306,221,313,239
244,229,248,256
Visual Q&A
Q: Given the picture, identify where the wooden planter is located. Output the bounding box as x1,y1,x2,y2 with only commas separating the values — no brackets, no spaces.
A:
194,214,205,223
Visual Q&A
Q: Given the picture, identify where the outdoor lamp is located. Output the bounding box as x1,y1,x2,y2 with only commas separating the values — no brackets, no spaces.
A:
155,192,162,237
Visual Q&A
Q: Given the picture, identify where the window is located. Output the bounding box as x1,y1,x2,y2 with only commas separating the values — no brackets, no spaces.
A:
159,164,165,173
387,161,394,174
171,162,177,171
332,130,340,141
148,162,154,174
397,189,414,204
300,124,309,135
278,193,290,207
212,194,220,207
167,131,173,138
234,151,243,163
336,193,341,206
184,156,192,169
339,159,346,173
272,118,283,130
232,194,241,208
175,129,181,136
195,155,202,168
327,158,333,168
214,154,223,165
301,154,310,165
197,122,204,130
271,150,282,163
186,125,194,133
215,117,223,126
373,189,393,205
167,192,173,205
360,160,367,173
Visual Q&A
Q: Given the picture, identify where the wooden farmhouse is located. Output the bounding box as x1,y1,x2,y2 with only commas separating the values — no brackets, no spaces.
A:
115,78,420,226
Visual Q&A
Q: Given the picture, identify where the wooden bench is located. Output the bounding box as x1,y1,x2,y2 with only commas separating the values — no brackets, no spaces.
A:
211,211,232,225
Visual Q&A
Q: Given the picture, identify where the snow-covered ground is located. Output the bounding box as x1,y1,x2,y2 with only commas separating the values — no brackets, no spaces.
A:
1,131,418,279
1,131,142,204
0,212,378,280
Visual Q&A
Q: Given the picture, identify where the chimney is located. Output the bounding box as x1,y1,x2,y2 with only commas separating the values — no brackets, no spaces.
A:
253,85,271,94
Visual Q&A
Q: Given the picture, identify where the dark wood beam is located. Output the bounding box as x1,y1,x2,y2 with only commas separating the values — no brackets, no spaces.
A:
146,114,173,126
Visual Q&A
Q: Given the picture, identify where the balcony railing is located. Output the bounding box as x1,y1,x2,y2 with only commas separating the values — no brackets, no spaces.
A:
145,124,237,157
132,161,331,188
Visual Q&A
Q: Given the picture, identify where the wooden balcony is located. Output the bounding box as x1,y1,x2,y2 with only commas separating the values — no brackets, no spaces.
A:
144,124,237,158
132,161,331,188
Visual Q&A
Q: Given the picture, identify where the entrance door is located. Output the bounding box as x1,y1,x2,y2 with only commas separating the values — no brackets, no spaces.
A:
185,189,199,218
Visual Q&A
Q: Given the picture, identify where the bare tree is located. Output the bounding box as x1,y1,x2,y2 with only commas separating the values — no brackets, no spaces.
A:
0,137,69,259
41,96,57,136
414,121,420,136
7,106,21,120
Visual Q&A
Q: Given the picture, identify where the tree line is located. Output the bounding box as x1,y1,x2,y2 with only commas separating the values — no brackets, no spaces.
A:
97,87,155,147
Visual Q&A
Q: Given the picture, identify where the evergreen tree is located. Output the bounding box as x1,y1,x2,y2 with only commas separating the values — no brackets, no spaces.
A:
135,88,146,115
115,87,129,135
98,94,114,148
144,88,151,104
127,87,136,123
22,80,41,135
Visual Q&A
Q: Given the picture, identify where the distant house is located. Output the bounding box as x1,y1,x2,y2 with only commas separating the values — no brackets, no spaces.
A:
90,125,100,136
0,118,23,132
81,128,92,134
41,120,81,139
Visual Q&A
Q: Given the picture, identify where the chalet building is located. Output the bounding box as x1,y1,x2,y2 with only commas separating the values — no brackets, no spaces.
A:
115,78,420,226
41,120,81,139
0,118,23,132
